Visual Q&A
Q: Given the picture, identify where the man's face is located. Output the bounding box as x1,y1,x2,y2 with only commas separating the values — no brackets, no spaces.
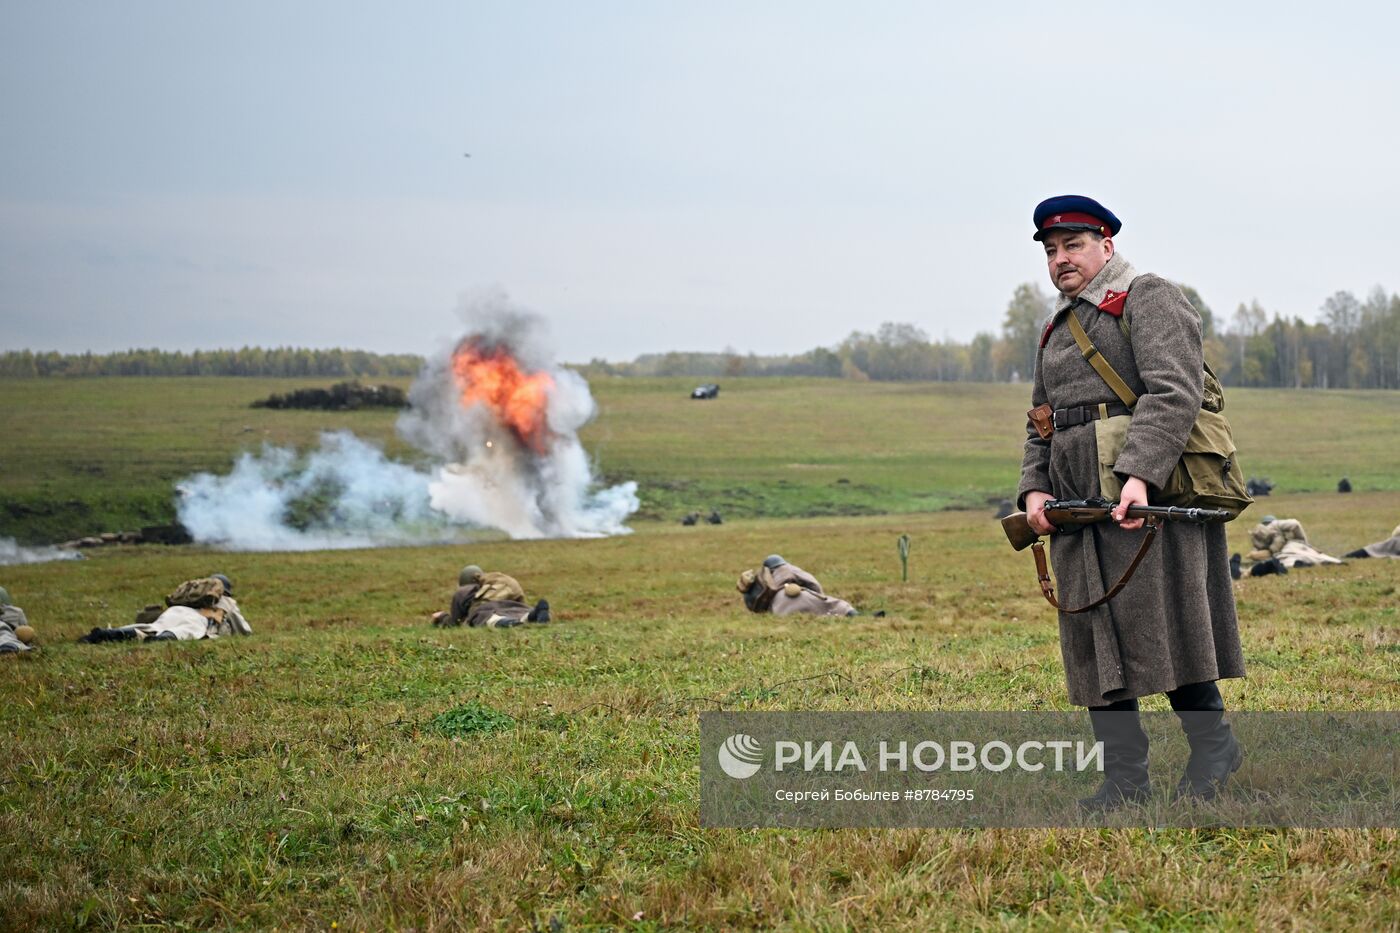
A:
1042,228,1114,297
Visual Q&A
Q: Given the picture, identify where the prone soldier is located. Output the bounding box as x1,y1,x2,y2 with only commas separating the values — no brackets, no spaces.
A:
431,565,551,629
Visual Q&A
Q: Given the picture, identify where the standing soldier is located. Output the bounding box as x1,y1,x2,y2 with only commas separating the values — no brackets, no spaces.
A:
1016,196,1245,810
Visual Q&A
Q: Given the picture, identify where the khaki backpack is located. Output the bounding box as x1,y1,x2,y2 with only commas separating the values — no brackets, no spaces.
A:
1066,291,1253,519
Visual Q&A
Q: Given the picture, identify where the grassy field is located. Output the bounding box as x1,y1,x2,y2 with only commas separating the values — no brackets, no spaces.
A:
1,378,1398,929
2,376,1397,542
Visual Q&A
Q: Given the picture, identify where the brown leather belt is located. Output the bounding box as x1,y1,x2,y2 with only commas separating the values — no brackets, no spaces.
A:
1052,401,1133,431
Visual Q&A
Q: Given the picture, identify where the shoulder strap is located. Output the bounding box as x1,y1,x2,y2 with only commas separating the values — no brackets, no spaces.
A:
1031,516,1160,613
1065,310,1138,408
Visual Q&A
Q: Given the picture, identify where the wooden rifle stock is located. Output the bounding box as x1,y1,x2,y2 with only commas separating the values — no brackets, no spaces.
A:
1001,512,1041,551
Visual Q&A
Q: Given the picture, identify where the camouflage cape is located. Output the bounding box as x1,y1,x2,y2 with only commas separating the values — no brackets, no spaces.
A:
131,596,253,641
1249,519,1343,568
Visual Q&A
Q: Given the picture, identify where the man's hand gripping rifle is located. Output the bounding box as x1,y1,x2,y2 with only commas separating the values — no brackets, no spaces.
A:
1002,497,1231,551
1001,497,1231,613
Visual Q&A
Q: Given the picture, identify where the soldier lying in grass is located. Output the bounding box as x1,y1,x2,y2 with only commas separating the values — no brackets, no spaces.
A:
0,585,37,653
1245,516,1343,568
431,565,551,629
737,555,858,618
1345,523,1400,559
79,573,252,643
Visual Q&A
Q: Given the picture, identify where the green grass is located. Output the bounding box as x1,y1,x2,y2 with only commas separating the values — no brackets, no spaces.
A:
0,377,419,543
3,376,1397,542
1,377,1398,928
3,501,1398,928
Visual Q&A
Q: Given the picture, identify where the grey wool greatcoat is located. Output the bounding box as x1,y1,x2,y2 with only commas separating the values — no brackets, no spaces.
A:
1017,252,1245,707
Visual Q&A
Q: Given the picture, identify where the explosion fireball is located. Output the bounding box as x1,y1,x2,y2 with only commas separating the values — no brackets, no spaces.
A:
176,295,639,550
451,338,555,454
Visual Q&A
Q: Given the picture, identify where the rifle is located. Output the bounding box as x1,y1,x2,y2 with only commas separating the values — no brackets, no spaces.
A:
1001,497,1231,613
1002,498,1232,551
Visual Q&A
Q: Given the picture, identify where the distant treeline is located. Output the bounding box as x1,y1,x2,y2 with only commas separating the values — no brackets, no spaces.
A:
6,283,1398,389
577,283,1400,390
0,347,424,378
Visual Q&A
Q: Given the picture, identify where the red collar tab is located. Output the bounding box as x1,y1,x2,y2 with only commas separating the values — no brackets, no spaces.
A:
1098,289,1128,317
1042,288,1128,346
1041,211,1109,235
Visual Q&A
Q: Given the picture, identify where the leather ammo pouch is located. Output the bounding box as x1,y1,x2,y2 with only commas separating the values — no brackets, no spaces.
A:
1066,311,1252,519
1028,403,1054,440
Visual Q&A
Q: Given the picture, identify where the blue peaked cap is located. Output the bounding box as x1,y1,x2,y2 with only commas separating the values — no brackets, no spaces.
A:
1032,195,1122,241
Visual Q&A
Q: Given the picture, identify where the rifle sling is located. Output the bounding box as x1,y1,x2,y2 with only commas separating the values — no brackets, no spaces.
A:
1030,515,1160,614
1065,310,1138,408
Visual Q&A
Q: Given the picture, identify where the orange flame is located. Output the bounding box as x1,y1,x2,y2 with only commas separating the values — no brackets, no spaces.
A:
451,340,555,453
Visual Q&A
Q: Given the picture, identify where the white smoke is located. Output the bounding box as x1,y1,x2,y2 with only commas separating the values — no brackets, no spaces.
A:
0,537,84,566
176,431,456,551
176,292,638,551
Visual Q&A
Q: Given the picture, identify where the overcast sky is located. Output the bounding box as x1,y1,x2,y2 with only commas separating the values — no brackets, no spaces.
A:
2,2,1397,361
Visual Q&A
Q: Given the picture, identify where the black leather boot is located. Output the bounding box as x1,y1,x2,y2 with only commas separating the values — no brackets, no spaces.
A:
1079,708,1152,812
78,627,136,644
1169,681,1243,801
